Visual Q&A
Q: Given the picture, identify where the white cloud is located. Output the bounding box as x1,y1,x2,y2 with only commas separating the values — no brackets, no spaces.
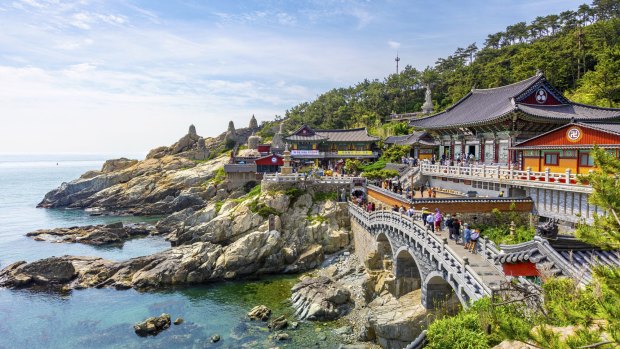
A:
388,40,401,50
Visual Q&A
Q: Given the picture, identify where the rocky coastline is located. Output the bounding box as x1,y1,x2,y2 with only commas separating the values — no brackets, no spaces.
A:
0,125,430,348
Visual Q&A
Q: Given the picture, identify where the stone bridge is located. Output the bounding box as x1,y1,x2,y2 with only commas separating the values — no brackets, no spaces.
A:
349,203,505,309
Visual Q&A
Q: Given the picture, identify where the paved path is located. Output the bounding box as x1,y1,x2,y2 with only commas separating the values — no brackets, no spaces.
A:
420,223,506,290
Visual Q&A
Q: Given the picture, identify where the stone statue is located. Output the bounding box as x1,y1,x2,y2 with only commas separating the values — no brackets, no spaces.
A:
248,131,260,150
422,85,434,114
249,114,258,130
189,124,197,137
271,122,285,150
535,220,559,240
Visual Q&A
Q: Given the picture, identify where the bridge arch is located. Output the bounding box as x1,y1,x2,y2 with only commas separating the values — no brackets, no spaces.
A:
375,232,394,261
422,271,463,310
393,247,422,297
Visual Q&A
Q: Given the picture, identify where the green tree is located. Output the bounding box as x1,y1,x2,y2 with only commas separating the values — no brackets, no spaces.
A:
577,146,620,249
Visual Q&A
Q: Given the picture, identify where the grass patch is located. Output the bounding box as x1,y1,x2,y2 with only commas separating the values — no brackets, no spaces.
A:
481,226,535,245
306,214,327,224
359,159,386,172
206,167,226,186
249,200,280,218
284,187,305,202
312,191,338,203
214,200,223,214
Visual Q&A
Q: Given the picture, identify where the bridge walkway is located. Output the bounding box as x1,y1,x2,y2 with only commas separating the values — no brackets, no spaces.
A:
430,225,505,290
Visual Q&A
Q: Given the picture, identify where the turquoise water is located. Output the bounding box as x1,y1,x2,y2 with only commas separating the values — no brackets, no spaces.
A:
0,158,341,348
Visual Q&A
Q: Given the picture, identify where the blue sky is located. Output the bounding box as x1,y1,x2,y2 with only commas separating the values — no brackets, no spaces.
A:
0,0,585,155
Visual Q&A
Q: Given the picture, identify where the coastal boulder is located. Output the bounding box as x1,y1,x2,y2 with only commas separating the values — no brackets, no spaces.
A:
133,313,171,336
366,291,427,348
0,257,76,287
291,276,352,321
248,305,271,321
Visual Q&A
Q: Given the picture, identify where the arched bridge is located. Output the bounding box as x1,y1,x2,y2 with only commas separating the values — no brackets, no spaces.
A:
349,203,505,308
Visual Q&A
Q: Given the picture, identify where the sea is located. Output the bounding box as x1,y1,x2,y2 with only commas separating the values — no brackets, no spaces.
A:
0,155,341,349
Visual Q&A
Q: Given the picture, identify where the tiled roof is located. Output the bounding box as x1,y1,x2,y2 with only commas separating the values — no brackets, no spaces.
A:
517,104,620,121
495,236,620,283
285,134,328,141
409,74,620,130
384,131,437,146
316,128,380,142
285,126,379,143
410,75,541,129
384,135,410,144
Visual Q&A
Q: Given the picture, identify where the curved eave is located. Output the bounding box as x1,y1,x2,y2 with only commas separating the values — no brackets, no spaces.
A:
411,109,516,130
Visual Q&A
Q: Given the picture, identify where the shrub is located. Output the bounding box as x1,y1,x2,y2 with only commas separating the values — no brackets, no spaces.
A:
427,311,489,349
361,169,399,180
248,200,280,218
313,191,338,203
360,159,386,172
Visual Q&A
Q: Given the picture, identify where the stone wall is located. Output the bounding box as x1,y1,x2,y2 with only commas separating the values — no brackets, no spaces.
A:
261,180,352,196
351,218,376,265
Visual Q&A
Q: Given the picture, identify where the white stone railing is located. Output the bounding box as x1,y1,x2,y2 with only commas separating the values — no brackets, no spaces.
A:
420,163,592,192
349,202,495,302
262,174,366,185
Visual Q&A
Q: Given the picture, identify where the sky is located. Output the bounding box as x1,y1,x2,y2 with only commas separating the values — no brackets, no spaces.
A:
0,0,586,157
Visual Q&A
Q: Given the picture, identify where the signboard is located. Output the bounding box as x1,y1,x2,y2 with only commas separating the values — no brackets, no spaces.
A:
566,127,583,143
291,150,320,156
337,150,373,156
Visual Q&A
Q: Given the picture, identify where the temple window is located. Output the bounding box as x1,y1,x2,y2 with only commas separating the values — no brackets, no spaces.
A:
545,153,559,166
579,152,594,167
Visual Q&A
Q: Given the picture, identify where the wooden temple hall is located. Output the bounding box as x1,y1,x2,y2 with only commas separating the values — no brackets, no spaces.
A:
408,71,620,170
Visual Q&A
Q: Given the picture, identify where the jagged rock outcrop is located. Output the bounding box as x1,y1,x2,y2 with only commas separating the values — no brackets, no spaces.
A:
133,313,171,336
291,276,352,321
37,155,227,214
26,222,155,245
248,305,271,321
146,125,207,160
365,291,427,348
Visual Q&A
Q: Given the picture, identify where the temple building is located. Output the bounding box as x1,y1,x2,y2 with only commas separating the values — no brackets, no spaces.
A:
512,122,620,173
409,71,620,167
384,131,437,160
284,125,380,166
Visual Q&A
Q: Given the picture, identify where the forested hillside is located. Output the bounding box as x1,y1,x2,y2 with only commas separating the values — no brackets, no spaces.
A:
276,0,620,135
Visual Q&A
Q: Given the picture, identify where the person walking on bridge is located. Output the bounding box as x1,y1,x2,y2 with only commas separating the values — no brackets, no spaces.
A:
434,208,442,233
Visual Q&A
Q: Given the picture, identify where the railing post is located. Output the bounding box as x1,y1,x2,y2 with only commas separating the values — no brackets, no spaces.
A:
457,165,461,175
496,165,501,179
565,168,571,185
526,167,531,181
545,168,550,182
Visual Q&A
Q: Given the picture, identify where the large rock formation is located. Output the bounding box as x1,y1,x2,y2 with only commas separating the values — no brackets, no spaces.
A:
26,222,155,245
37,154,227,214
291,276,352,320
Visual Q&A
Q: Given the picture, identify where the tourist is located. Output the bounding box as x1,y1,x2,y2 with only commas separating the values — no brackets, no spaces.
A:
421,207,429,224
392,204,399,212
452,216,461,244
432,188,437,198
371,202,376,212
434,208,442,232
427,187,433,197
407,206,415,217
426,212,435,232
399,205,405,214
463,223,472,249
498,190,504,197
469,229,480,253
420,185,425,197
445,214,454,239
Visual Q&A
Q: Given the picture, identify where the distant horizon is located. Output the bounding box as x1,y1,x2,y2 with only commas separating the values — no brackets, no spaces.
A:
1,0,585,154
